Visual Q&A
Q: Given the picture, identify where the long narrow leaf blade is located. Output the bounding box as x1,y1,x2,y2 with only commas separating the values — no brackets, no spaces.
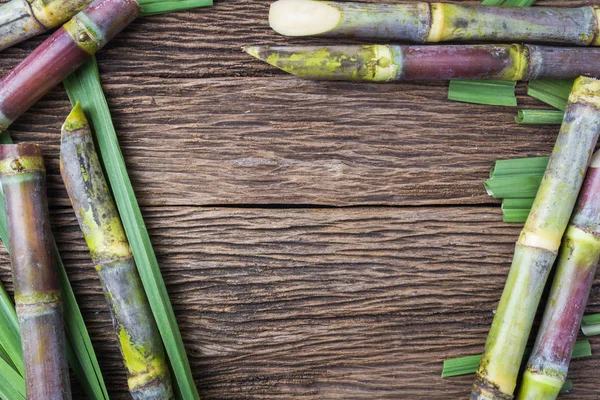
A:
0,355,25,400
139,0,212,16
63,57,200,400
527,80,574,111
582,313,600,336
490,156,549,178
448,80,517,107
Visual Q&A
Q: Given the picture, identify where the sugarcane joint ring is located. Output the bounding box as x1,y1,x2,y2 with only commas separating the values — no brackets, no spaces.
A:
64,19,100,55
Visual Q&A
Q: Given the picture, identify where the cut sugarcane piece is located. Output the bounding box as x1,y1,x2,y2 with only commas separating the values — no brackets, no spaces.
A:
0,143,72,400
244,44,600,82
60,104,173,399
269,0,600,46
519,150,600,400
0,0,140,131
472,76,600,400
0,0,92,52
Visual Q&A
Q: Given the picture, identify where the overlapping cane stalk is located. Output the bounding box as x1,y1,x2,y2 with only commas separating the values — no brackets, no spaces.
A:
517,150,600,399
0,0,92,51
0,0,140,131
60,104,173,399
0,143,71,400
472,76,600,399
269,0,600,46
244,44,600,82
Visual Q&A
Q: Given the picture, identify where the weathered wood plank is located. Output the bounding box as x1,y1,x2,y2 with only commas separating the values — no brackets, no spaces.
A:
1,206,597,399
4,76,559,208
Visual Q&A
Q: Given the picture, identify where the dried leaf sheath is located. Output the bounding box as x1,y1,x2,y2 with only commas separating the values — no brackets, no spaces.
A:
0,0,92,52
472,77,600,400
519,152,600,400
269,0,600,46
0,143,71,400
244,44,600,82
0,0,140,131
60,105,173,400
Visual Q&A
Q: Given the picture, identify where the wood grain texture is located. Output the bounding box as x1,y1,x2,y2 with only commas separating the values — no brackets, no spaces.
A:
0,0,599,398
0,206,594,399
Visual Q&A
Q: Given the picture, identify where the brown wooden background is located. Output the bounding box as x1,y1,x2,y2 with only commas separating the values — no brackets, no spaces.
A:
1,0,600,398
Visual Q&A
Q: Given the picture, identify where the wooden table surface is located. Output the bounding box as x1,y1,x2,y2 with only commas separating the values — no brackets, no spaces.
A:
2,0,600,398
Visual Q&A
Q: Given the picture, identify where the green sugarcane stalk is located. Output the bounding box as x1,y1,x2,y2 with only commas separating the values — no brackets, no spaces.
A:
269,0,600,46
0,0,92,52
60,104,173,399
472,76,600,400
0,143,71,400
517,150,600,400
244,44,600,82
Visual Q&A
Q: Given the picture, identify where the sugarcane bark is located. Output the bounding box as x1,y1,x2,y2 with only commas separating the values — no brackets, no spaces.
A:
61,107,173,399
472,77,600,399
519,162,600,400
245,44,600,82
0,143,71,400
270,0,600,46
0,0,140,130
0,0,93,52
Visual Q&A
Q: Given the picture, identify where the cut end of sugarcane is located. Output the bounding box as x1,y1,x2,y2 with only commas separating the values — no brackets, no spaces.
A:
590,150,600,168
269,0,341,37
62,102,89,132
570,76,600,108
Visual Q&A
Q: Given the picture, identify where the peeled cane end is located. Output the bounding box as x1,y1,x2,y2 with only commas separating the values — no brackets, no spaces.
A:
569,76,600,107
269,0,341,37
0,143,44,174
517,369,562,400
30,0,92,28
244,45,400,81
62,102,89,132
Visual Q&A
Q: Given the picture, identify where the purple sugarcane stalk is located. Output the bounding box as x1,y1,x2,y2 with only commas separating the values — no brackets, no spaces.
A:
0,0,140,131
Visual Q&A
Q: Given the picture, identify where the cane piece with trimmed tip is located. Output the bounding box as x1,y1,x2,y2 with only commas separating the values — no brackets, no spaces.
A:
0,0,92,52
244,44,600,82
471,77,600,400
517,151,600,400
0,0,140,131
269,0,600,46
0,143,71,400
60,104,173,400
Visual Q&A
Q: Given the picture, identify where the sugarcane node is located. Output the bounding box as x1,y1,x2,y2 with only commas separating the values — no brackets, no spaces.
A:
9,159,22,172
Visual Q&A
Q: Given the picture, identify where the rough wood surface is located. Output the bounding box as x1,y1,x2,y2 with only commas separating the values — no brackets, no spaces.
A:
0,0,599,398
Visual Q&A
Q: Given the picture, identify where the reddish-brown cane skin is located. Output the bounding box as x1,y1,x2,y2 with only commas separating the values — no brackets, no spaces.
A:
400,45,516,80
573,165,600,229
0,143,71,400
526,46,600,80
81,0,140,45
0,28,88,130
0,144,59,297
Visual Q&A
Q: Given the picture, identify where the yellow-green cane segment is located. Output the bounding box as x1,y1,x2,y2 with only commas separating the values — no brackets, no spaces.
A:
61,104,174,399
0,0,92,51
472,77,600,400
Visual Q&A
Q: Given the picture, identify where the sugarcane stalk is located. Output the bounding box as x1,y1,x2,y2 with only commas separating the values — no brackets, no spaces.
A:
60,104,173,399
0,143,71,400
0,0,93,52
517,150,600,400
0,0,140,132
269,0,600,46
244,44,600,82
472,76,600,400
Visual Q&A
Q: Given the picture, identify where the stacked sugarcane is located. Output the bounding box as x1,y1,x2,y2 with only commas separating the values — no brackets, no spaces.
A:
245,2,600,399
245,0,600,82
